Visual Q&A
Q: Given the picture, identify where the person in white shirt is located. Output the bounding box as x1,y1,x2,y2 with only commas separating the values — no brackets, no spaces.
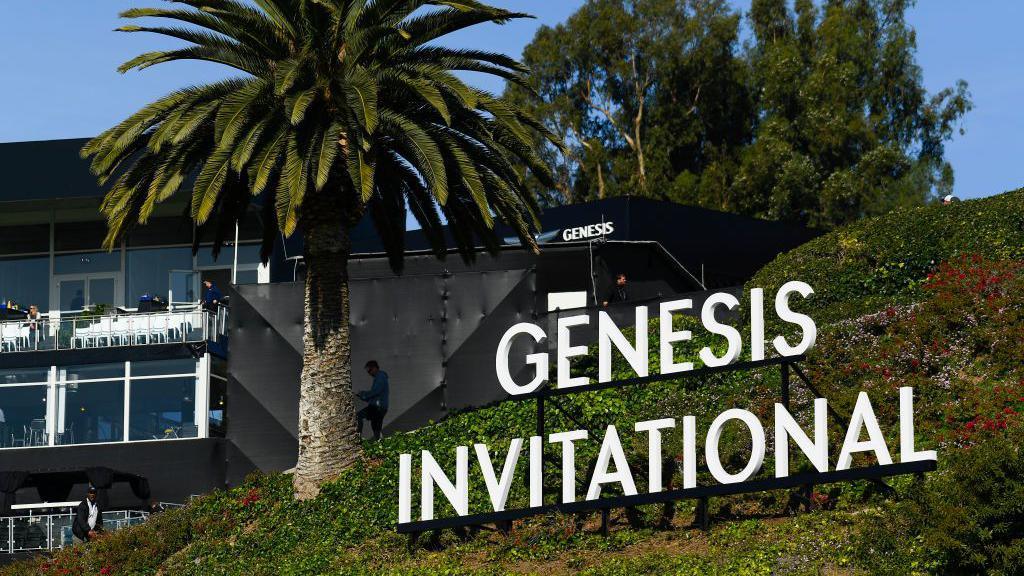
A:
72,486,104,543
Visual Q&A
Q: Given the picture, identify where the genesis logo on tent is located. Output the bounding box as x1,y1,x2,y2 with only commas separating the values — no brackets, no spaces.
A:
561,221,615,241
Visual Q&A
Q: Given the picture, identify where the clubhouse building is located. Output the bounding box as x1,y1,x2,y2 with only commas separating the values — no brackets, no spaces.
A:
0,138,819,528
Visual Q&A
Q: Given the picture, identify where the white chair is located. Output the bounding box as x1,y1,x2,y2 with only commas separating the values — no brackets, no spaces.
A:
96,317,114,347
111,317,132,346
130,316,149,344
1,323,20,351
3,323,30,351
72,321,94,348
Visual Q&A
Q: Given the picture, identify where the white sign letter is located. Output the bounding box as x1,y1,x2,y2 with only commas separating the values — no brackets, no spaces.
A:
496,323,548,395
557,315,590,389
836,392,893,470
586,425,638,500
699,293,742,367
549,429,588,503
420,447,469,521
599,307,649,382
529,435,543,507
475,438,524,512
635,418,676,493
900,387,937,463
398,453,412,524
660,299,693,374
682,415,697,489
775,398,828,477
705,409,766,484
773,281,817,356
750,288,765,361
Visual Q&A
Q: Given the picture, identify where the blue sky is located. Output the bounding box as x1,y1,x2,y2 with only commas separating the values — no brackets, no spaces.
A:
0,1,1019,200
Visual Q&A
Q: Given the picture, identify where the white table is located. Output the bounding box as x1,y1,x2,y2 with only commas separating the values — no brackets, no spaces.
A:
10,501,80,516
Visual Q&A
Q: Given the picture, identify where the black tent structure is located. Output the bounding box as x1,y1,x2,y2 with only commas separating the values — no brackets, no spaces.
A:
0,467,150,516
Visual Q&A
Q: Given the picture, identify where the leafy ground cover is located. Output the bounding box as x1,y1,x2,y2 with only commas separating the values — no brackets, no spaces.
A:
4,190,1023,575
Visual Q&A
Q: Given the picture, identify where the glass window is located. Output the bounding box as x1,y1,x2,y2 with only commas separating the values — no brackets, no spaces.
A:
198,243,261,267
54,220,108,252
0,367,50,385
210,357,227,437
0,255,50,312
0,385,48,448
54,251,121,275
88,277,116,308
125,247,192,303
236,269,259,285
56,278,86,312
60,380,124,445
63,363,125,382
126,216,194,247
131,359,197,378
129,376,197,440
209,377,226,437
0,223,49,256
170,270,197,304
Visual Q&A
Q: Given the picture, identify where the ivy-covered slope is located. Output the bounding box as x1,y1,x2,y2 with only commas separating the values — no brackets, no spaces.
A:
5,191,1024,576
749,187,1024,322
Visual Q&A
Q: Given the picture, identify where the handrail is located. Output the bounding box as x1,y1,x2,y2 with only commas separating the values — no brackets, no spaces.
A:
0,510,151,555
0,306,228,354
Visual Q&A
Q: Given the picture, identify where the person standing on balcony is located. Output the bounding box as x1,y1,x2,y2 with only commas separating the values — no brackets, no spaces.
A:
357,360,389,440
24,304,40,347
72,486,104,543
202,279,223,311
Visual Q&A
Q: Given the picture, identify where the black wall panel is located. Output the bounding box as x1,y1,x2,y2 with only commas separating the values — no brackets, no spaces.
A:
1,439,226,509
223,283,303,480
348,275,446,429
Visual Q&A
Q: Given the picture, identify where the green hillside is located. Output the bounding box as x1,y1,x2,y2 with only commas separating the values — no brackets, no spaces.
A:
748,188,1024,323
6,190,1024,576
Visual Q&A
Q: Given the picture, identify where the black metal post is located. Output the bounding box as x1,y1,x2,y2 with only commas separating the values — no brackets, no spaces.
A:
781,362,790,410
536,396,545,439
600,508,610,536
696,497,710,531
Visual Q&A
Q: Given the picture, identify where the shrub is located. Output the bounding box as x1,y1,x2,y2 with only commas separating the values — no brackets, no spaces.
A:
853,421,1024,576
748,188,1024,323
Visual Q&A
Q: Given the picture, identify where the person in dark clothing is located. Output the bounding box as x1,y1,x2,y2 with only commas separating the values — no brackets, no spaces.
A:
202,280,223,311
72,486,103,543
602,273,629,307
357,360,389,440
70,289,85,311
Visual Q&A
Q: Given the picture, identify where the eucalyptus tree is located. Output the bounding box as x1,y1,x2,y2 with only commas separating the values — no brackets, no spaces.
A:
83,0,560,498
515,0,971,227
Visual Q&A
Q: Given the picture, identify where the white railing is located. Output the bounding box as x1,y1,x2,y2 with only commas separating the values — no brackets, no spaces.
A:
0,306,228,354
0,510,149,555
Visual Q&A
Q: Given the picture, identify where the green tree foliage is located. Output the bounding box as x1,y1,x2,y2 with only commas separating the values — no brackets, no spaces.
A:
511,0,972,227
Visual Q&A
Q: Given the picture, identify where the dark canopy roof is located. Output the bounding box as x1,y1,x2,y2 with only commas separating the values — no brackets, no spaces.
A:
0,138,103,203
2,138,819,286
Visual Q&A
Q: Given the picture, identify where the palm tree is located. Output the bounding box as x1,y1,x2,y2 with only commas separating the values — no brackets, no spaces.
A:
84,0,561,498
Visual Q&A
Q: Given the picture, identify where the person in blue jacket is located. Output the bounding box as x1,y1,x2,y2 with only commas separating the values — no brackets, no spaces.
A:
202,279,223,310
357,360,389,440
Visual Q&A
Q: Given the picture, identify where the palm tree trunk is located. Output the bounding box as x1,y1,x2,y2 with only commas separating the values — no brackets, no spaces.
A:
292,192,362,499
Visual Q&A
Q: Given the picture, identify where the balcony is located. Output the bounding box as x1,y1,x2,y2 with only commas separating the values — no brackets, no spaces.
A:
0,306,228,354
0,508,167,554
